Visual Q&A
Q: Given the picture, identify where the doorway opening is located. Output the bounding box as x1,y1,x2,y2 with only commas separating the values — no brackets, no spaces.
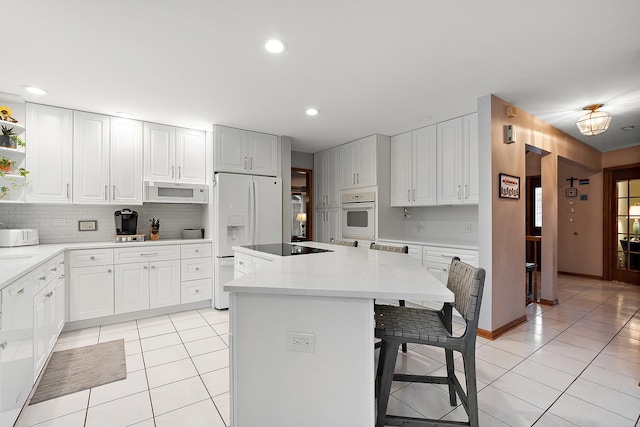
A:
291,168,313,242
604,164,640,284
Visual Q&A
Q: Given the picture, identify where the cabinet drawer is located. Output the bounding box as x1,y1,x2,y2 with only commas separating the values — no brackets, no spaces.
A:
181,278,212,303
114,245,180,264
181,243,212,259
68,249,114,267
181,258,212,281
234,253,252,274
422,246,478,266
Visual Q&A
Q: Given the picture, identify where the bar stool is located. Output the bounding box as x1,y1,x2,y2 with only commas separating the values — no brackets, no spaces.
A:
525,262,535,303
375,258,486,427
370,242,409,353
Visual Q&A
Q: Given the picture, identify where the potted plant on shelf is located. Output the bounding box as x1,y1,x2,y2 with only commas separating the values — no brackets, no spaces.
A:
0,156,15,173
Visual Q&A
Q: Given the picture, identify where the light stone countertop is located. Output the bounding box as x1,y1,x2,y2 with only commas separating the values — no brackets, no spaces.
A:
0,239,212,289
228,241,454,302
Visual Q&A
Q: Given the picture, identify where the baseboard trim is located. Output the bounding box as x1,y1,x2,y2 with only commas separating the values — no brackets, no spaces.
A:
558,271,603,280
477,315,527,340
539,298,558,306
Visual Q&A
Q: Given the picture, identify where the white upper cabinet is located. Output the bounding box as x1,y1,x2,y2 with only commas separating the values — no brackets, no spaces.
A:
26,104,73,203
437,113,478,205
144,123,175,182
73,111,110,204
74,114,143,205
390,126,437,207
214,125,279,177
340,135,377,189
111,118,143,204
314,146,340,209
176,128,206,184
144,123,205,184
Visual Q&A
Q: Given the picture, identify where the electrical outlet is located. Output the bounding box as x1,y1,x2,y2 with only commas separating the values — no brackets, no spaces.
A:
286,332,315,353
52,219,66,226
462,223,471,233
78,220,97,231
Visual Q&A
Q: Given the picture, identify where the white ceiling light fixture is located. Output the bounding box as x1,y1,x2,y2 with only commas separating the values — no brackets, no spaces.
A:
265,39,287,54
305,108,319,116
575,103,612,136
22,85,47,95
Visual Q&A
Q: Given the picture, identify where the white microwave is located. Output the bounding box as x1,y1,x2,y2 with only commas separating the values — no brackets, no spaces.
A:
144,181,208,204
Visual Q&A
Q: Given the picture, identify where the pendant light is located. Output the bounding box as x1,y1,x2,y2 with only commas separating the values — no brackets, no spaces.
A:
575,104,612,136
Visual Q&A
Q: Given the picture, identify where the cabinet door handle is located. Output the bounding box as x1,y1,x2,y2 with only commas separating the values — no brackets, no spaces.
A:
0,341,7,350
178,166,181,179
244,157,248,170
357,172,359,184
39,276,46,281
141,253,158,257
45,291,53,298
107,269,112,273
171,166,175,178
66,183,70,199
195,249,199,252
113,185,116,199
353,173,355,184
250,157,253,170
464,184,468,198
104,185,108,200
195,267,200,271
413,189,416,201
150,265,155,269
457,185,461,199
90,256,95,260
408,189,410,202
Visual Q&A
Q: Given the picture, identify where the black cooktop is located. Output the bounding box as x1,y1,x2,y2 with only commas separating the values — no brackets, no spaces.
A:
243,243,333,257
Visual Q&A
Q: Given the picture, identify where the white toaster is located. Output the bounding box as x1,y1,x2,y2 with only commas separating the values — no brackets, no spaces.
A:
0,229,39,247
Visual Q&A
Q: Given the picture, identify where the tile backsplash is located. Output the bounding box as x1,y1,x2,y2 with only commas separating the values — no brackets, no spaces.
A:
0,204,205,244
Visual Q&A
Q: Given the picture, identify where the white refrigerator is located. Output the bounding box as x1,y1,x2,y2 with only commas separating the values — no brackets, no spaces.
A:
213,173,282,309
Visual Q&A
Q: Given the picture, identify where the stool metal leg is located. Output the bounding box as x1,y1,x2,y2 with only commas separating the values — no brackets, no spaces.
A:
398,300,407,353
375,340,400,427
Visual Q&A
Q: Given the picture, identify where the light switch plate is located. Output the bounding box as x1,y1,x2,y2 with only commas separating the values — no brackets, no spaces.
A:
78,220,97,231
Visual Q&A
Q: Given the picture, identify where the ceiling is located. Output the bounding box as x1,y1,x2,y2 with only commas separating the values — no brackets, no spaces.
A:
3,1,639,153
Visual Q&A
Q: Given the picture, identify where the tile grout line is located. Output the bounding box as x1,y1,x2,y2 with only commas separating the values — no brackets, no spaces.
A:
529,286,640,426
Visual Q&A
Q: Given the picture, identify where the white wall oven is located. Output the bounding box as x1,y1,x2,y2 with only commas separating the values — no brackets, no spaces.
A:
341,191,375,241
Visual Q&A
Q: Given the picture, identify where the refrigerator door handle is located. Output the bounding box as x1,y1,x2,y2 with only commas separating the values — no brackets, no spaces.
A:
252,180,258,244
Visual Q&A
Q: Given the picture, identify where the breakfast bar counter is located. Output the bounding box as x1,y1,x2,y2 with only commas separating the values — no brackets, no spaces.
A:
226,241,453,427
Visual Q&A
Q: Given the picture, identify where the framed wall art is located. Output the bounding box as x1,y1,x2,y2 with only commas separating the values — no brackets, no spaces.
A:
499,173,520,199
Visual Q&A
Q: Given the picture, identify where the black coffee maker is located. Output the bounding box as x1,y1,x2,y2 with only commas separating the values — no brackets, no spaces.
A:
114,209,138,235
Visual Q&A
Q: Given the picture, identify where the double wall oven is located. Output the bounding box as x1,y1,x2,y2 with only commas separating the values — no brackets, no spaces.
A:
341,191,376,241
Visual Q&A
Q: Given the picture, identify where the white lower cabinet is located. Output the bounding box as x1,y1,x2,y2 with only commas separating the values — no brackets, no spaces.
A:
314,208,341,243
69,264,114,321
180,243,213,303
422,245,479,302
0,274,34,427
114,246,181,314
32,254,65,376
234,251,273,278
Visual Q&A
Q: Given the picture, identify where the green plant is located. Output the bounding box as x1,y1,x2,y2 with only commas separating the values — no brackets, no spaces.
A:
0,186,8,199
11,135,25,147
1,125,15,136
0,156,14,169
18,167,29,177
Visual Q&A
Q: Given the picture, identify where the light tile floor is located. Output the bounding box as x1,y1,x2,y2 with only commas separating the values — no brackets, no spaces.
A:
14,275,640,427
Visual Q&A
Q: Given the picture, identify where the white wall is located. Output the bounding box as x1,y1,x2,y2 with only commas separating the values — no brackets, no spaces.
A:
393,205,479,244
291,151,313,170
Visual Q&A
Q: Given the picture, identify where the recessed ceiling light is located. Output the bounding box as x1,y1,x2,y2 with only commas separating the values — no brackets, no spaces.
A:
306,108,319,116
115,111,134,118
22,85,47,95
621,126,635,131
265,39,287,54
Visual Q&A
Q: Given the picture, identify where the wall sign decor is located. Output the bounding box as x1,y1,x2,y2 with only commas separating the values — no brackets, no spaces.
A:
566,187,578,198
499,173,520,199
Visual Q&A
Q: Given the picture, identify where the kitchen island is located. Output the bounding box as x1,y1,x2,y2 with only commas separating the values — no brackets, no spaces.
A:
226,241,454,427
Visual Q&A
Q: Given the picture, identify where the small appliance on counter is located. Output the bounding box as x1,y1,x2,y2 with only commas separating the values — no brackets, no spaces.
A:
182,228,204,239
114,209,144,242
0,223,39,247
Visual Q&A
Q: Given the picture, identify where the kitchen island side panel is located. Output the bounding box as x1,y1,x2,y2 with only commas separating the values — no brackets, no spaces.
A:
230,292,374,426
